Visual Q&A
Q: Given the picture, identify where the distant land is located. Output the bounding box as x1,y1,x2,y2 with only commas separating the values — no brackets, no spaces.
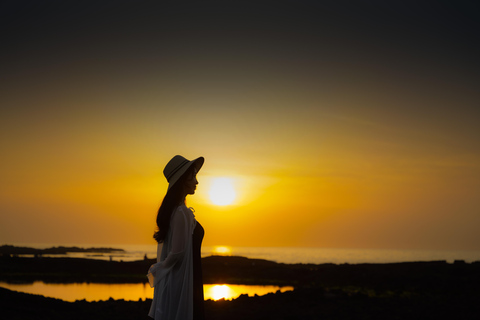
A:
1,256,480,319
0,245,124,256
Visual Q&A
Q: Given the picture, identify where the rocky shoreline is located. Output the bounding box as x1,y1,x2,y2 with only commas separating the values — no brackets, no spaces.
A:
1,255,480,319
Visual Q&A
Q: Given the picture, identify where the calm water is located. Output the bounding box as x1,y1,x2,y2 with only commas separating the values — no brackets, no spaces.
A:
14,244,480,264
210,246,480,264
3,244,479,302
0,282,293,302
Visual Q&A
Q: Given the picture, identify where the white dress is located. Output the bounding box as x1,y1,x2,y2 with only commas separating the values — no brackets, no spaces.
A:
147,205,197,319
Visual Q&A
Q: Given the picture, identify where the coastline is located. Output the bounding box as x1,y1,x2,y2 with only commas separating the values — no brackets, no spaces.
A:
3,254,478,286
5,244,480,264
3,284,478,320
1,255,480,319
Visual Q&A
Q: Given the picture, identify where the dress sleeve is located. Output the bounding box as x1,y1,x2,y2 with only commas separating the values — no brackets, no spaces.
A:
147,208,188,287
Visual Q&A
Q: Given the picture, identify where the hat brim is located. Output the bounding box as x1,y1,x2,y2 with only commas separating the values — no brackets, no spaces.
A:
167,156,204,190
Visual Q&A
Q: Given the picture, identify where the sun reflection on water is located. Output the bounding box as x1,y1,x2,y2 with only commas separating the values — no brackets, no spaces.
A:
212,246,232,255
203,284,293,301
0,282,293,302
209,285,231,300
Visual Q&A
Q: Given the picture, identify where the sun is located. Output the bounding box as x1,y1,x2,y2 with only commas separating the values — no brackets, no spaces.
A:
209,177,236,206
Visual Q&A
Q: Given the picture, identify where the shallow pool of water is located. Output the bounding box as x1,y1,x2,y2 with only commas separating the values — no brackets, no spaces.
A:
0,281,293,302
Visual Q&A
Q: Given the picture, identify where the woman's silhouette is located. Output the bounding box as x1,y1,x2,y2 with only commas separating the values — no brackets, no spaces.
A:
147,155,205,320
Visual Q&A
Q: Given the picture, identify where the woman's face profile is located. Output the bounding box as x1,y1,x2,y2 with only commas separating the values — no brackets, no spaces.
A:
184,168,198,195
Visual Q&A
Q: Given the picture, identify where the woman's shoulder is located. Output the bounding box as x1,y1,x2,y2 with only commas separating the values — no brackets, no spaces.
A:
173,204,193,217
170,205,194,228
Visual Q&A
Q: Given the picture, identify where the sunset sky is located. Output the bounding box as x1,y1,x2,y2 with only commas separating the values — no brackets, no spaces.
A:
1,1,479,251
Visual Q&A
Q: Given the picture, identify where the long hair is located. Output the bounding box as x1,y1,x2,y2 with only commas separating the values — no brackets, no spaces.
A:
153,166,193,243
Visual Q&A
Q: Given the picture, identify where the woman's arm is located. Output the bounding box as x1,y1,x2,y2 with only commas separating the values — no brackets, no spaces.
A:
169,208,187,255
147,208,188,287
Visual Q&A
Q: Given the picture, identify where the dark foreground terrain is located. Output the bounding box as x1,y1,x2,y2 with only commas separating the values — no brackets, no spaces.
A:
1,255,480,319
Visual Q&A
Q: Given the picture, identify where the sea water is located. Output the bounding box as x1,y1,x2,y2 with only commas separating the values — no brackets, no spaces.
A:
11,243,480,264
3,244,479,302
203,246,480,264
0,281,294,302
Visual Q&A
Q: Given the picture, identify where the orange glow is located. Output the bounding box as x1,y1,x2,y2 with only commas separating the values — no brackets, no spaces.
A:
0,282,153,302
0,282,294,302
1,0,480,254
207,284,230,300
203,284,294,301
212,246,232,255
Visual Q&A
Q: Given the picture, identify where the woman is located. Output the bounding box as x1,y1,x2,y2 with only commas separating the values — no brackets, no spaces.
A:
147,155,205,320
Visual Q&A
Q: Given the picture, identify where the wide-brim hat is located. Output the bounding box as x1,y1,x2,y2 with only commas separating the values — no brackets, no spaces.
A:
163,155,204,190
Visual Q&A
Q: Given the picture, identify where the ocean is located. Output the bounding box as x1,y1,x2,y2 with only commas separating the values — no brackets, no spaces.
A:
2,244,479,302
9,243,480,264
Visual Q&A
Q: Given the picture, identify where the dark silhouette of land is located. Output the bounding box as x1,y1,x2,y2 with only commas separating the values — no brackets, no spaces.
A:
0,245,124,256
1,250,480,319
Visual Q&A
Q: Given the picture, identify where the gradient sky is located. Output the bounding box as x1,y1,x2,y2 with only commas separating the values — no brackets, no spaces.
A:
1,1,479,250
